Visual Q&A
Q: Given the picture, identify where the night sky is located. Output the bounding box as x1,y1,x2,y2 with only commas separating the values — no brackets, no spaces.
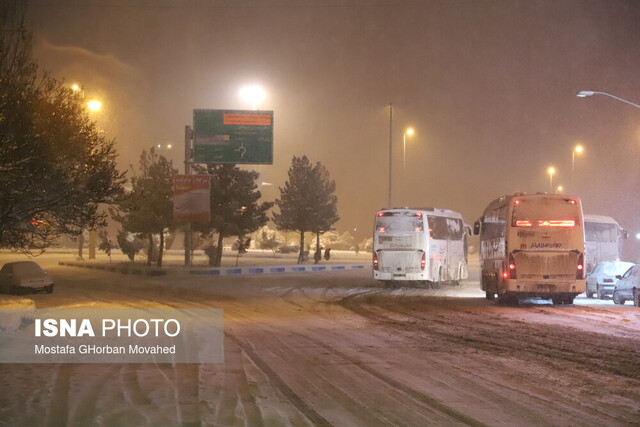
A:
27,0,640,254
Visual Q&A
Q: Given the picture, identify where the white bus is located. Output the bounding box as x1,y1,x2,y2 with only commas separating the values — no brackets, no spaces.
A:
373,208,469,288
473,193,585,305
584,214,628,273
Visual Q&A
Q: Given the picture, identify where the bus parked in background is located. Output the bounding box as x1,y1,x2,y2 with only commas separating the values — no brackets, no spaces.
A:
373,208,470,288
584,214,628,273
474,193,585,305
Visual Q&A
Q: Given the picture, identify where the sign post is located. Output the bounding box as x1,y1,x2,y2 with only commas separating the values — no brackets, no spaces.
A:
183,109,274,266
184,126,193,267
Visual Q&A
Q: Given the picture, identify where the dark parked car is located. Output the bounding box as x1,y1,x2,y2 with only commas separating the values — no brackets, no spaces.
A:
585,261,634,299
0,261,54,294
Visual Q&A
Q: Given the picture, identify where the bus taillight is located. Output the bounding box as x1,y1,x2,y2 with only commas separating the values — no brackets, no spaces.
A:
576,253,584,279
508,253,517,279
420,252,426,270
373,253,379,270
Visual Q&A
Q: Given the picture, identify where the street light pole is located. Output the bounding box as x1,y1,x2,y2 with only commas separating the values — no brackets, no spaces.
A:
571,144,583,188
576,91,640,109
387,103,393,208
402,127,414,205
184,125,193,267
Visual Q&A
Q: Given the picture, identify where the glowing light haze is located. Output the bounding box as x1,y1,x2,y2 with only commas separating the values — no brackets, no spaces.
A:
28,0,640,257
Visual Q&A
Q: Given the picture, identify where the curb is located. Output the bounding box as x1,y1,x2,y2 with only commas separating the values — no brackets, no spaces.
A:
190,264,370,276
59,261,167,276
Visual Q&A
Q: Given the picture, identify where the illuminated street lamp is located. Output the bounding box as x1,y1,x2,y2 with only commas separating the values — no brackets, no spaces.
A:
86,99,103,112
572,144,583,186
576,91,640,109
547,166,556,193
239,85,266,110
71,83,84,97
557,185,563,194
402,127,415,202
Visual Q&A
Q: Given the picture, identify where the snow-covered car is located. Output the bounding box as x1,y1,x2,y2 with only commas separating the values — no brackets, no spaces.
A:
0,261,54,295
585,261,634,299
612,264,640,306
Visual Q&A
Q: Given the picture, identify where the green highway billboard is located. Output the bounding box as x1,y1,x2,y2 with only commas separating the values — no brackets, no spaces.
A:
193,109,273,164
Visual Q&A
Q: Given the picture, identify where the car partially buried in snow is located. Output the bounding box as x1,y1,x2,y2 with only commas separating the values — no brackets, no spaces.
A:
585,261,634,300
0,261,54,295
612,264,640,306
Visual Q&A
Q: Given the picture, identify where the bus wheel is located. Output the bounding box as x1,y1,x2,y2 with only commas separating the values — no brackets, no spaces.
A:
551,297,563,305
485,291,495,300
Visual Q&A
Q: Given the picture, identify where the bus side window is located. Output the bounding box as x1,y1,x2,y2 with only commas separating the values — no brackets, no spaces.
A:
497,205,507,237
482,215,505,240
429,217,463,240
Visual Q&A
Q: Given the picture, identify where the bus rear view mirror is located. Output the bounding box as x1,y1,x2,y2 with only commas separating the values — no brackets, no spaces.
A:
473,221,481,236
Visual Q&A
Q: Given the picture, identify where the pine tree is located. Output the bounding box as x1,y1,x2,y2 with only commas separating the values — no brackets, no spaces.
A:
113,149,176,267
272,155,339,263
193,164,272,267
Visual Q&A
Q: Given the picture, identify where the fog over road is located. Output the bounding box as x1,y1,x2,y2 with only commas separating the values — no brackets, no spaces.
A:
0,253,639,426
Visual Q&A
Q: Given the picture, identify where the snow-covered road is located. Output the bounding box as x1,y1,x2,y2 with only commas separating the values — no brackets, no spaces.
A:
0,253,639,426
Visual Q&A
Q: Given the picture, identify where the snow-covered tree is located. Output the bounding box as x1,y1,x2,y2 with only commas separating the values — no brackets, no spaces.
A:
0,3,124,251
112,149,176,267
255,225,280,253
193,164,272,267
359,237,373,253
272,155,339,263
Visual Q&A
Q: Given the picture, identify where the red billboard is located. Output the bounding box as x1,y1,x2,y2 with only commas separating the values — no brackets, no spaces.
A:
173,175,210,223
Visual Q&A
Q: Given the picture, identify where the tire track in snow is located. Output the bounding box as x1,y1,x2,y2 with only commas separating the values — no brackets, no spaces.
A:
44,364,71,427
214,336,265,427
225,331,332,427
67,365,120,425
270,324,487,427
145,288,487,425
337,293,639,425
221,300,485,426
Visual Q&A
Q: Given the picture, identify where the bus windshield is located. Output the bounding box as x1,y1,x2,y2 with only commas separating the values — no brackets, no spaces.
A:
375,212,424,233
511,198,580,228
